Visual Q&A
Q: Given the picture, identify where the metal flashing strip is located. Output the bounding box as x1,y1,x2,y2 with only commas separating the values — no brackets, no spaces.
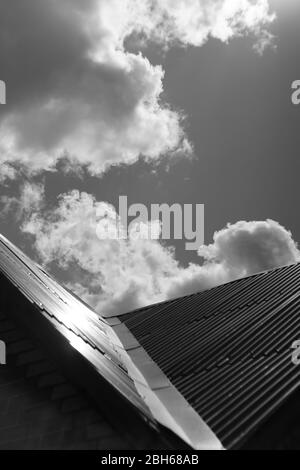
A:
107,317,224,450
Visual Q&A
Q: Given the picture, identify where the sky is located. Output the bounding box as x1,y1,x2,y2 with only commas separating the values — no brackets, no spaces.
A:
0,0,300,316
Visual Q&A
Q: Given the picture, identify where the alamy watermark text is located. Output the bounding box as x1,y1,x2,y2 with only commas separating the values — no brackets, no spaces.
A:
96,196,204,251
291,340,300,366
0,341,6,365
0,80,6,104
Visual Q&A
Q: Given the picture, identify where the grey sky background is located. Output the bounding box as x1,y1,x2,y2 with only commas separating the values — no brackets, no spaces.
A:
1,0,300,314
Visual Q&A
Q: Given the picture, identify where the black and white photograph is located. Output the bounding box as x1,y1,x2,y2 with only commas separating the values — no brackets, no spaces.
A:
0,0,300,455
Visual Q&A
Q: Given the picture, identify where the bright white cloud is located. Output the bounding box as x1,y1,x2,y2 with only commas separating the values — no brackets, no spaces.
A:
6,186,297,317
0,0,275,176
199,219,299,274
168,219,300,298
122,0,276,50
20,190,179,314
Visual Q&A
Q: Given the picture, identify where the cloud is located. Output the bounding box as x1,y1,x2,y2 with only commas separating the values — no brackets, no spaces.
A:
0,163,17,184
168,219,300,298
126,0,276,51
198,220,299,275
0,182,44,220
4,185,297,316
20,189,179,314
0,0,275,176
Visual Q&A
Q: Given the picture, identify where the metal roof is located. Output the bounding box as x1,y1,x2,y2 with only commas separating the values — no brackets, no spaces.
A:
117,262,300,449
0,234,222,449
0,234,150,417
2,233,299,449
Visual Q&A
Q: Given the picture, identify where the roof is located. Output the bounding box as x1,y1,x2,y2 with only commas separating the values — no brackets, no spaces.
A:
0,303,135,450
1,233,300,449
116,262,300,449
0,233,216,449
0,234,148,415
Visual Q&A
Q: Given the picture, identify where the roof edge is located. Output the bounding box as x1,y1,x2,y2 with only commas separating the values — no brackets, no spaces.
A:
105,317,224,450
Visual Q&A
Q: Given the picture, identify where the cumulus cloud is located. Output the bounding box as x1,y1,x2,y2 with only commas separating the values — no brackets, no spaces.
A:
0,0,275,176
198,220,299,275
126,0,276,51
20,189,179,314
168,219,300,298
4,185,297,316
0,163,17,184
0,182,44,220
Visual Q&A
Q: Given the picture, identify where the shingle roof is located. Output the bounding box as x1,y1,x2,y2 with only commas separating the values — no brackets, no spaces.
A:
117,263,300,449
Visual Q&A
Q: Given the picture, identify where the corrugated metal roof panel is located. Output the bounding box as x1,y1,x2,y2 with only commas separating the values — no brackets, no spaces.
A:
118,262,300,448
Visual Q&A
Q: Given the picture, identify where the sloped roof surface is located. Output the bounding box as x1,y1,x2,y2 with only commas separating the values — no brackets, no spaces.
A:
2,232,300,449
118,263,300,448
0,234,149,416
0,234,220,450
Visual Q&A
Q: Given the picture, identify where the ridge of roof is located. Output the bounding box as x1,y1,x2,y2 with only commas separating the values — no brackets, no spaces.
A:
113,261,300,319
0,234,222,450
